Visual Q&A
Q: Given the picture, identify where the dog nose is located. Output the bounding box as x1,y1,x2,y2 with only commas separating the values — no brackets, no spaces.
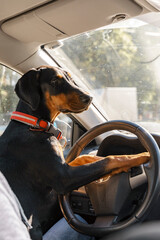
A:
80,94,93,104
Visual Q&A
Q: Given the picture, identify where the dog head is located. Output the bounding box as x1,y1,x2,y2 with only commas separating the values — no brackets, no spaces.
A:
15,66,92,120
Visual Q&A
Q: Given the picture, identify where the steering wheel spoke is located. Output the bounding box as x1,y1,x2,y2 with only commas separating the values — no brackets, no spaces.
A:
129,165,147,189
93,216,117,227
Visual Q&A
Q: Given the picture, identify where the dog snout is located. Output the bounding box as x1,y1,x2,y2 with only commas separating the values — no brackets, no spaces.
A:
79,94,93,105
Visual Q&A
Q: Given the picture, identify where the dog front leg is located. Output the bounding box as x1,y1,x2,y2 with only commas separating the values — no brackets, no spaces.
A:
69,155,105,166
69,152,150,169
55,152,150,194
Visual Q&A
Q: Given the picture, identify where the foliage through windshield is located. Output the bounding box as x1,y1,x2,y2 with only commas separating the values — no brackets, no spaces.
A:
47,13,160,132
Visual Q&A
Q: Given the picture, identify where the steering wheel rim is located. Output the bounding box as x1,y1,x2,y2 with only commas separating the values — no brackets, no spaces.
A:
58,120,160,237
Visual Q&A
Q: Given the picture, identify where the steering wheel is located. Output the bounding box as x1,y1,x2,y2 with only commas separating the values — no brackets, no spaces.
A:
58,120,160,237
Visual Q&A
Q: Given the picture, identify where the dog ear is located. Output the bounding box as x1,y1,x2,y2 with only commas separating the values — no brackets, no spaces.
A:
15,69,40,111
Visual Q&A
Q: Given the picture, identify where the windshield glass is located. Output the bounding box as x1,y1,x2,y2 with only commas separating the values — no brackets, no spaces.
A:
46,12,160,133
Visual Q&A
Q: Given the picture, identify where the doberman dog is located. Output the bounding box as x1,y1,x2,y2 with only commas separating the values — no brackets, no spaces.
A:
0,66,150,240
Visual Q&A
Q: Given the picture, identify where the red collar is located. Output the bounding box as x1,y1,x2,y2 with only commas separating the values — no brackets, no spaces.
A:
11,111,62,140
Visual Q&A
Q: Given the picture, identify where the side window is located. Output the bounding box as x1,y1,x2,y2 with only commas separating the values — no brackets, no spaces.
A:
0,65,20,134
55,113,72,151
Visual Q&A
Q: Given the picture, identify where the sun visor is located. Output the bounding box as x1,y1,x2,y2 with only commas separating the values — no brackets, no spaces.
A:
2,12,67,43
2,0,144,43
34,0,143,35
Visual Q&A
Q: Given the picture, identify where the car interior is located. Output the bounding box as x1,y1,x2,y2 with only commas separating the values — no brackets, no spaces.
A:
1,0,160,239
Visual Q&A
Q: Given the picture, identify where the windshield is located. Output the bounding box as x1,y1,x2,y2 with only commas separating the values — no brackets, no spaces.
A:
46,12,160,133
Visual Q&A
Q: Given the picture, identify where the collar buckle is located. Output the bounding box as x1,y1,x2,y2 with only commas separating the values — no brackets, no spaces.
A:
36,119,50,131
47,124,62,140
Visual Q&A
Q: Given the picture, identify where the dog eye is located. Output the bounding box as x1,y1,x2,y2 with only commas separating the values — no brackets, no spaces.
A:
50,77,61,86
50,79,57,86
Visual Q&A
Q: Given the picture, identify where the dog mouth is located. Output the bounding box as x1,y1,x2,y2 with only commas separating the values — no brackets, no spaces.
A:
60,96,93,114
60,106,89,114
